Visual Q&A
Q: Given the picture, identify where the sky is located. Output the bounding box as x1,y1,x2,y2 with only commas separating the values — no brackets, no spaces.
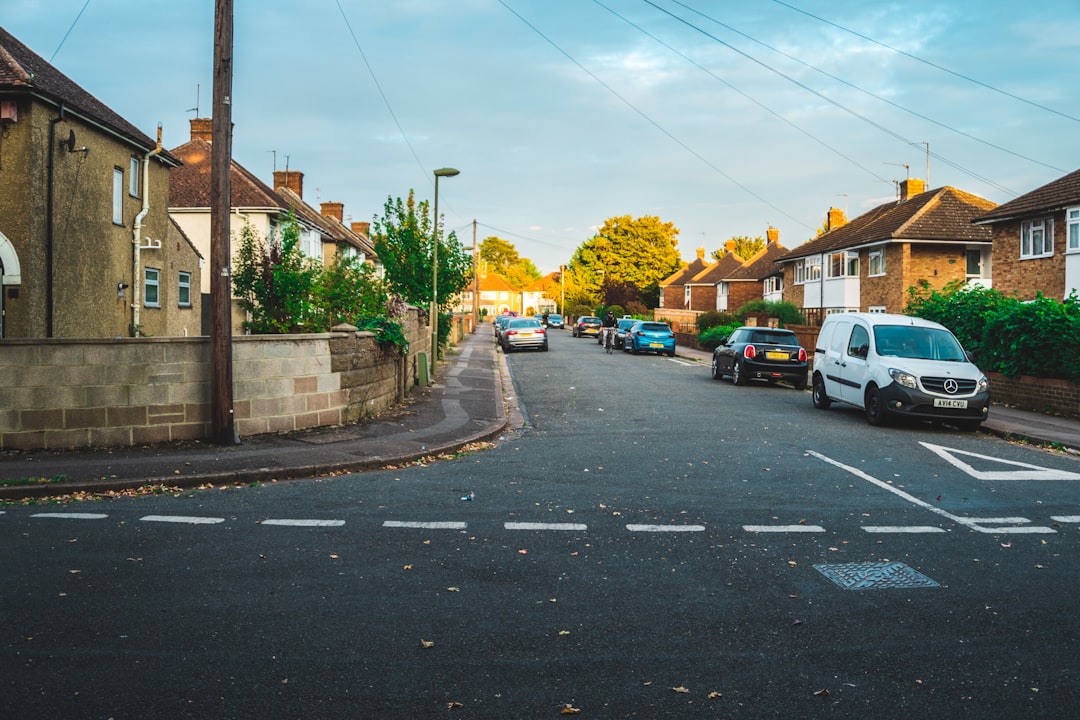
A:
6,1,1080,274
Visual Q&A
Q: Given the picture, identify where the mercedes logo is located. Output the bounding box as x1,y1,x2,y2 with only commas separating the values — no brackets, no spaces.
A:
943,378,959,394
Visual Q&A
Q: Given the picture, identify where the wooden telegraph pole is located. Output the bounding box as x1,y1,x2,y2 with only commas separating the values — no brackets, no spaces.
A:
210,0,237,445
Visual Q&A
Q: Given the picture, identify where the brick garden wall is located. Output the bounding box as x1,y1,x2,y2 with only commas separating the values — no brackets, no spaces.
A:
0,308,433,451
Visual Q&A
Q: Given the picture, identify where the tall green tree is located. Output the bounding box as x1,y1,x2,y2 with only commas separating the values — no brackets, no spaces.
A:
371,189,473,310
711,235,765,261
568,214,682,299
232,216,321,333
479,236,541,288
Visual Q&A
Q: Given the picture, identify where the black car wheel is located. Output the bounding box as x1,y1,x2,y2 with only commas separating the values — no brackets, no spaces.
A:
793,375,807,391
812,373,831,409
732,359,747,386
711,354,723,381
865,384,888,426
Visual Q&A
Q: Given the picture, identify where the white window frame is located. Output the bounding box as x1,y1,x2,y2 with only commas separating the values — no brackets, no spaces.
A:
144,267,160,308
1067,207,1080,253
129,156,140,197
805,257,821,281
827,251,859,278
1020,217,1053,259
112,167,124,225
684,285,691,307
178,271,191,307
793,262,805,284
868,247,885,276
763,276,782,294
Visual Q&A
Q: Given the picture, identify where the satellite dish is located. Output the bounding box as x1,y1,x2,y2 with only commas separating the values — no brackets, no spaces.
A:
66,129,76,151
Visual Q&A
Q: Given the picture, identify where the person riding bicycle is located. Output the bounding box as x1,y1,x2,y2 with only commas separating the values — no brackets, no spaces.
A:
600,311,618,348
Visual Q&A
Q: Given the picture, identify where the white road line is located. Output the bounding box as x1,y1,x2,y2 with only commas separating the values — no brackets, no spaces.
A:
743,524,825,533
259,519,345,527
140,515,224,524
667,358,694,366
382,521,467,530
862,526,948,534
626,524,706,532
920,442,1080,480
1051,516,1080,523
31,512,109,520
807,450,1055,534
505,522,588,531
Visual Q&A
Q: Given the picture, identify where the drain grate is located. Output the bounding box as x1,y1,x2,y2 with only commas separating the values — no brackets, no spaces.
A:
814,561,940,590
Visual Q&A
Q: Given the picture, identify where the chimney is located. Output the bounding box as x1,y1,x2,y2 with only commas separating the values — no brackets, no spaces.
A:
696,247,706,260
321,202,344,223
273,170,304,198
190,117,212,142
766,226,779,244
351,221,370,238
900,178,926,201
725,240,736,253
827,207,847,231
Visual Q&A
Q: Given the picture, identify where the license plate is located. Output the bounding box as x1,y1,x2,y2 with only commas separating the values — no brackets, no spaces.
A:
649,343,662,348
934,398,968,409
765,351,788,360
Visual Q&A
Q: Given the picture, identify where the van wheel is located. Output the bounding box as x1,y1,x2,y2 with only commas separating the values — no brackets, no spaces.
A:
812,373,831,409
865,385,888,426
732,360,747,386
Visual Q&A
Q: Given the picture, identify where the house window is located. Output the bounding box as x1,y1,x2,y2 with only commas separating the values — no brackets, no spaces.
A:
144,267,160,307
794,262,805,284
966,249,983,277
868,248,886,276
827,251,859,278
129,157,140,197
178,271,191,307
1068,207,1080,253
805,257,821,281
684,285,691,307
112,167,124,224
1020,218,1053,259
763,276,782,295
868,305,886,313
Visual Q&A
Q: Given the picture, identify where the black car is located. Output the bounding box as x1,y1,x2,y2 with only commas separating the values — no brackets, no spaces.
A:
711,326,808,389
612,318,638,349
573,316,601,338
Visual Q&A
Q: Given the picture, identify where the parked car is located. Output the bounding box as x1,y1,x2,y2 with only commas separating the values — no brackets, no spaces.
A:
493,314,514,343
546,313,564,329
711,326,808,389
573,316,601,338
613,318,638,349
811,312,989,430
623,321,676,356
501,317,549,352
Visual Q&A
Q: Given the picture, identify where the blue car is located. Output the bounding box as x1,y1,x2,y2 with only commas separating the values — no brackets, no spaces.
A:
624,321,676,356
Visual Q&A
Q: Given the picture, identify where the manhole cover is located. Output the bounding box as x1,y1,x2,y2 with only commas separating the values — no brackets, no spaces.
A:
814,562,940,590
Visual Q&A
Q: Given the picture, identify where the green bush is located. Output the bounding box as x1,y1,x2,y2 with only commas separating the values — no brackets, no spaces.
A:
904,283,1080,381
698,322,740,350
734,300,805,326
604,304,626,318
696,311,736,333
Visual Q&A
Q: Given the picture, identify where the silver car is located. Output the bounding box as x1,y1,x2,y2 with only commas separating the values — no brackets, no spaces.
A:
501,317,549,352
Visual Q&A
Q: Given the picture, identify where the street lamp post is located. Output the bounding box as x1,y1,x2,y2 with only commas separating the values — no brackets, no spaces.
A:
431,167,459,378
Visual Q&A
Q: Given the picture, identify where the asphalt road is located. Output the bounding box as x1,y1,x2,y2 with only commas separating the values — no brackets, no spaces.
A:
3,327,1080,719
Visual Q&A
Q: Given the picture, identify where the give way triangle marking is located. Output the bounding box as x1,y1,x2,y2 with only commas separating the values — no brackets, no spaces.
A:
920,442,1080,480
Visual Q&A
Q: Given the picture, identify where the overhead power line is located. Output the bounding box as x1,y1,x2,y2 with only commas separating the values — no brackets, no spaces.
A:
770,0,1080,125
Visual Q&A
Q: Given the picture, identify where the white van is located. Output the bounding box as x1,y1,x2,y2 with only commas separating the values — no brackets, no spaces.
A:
811,313,989,430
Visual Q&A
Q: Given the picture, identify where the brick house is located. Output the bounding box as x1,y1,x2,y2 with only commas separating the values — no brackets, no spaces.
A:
658,247,710,310
776,179,996,321
971,167,1080,301
714,227,790,310
684,250,746,312
0,26,201,339
272,170,377,267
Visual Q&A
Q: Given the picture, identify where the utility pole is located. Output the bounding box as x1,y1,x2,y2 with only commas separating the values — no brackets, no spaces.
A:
210,0,237,445
472,219,478,333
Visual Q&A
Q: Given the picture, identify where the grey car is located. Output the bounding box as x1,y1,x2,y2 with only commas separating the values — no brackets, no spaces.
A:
501,317,549,352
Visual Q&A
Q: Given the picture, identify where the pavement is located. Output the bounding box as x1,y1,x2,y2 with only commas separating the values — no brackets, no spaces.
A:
1,330,1077,501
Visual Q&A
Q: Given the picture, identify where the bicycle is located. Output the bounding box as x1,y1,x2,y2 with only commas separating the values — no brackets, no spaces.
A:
602,326,615,354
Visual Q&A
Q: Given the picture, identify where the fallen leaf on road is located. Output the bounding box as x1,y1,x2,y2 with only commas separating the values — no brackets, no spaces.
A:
420,639,435,649
707,691,722,699
561,704,581,714
446,587,460,592
447,701,464,709
672,686,690,694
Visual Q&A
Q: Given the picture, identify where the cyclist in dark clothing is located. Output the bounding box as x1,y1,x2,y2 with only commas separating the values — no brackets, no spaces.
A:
600,311,618,349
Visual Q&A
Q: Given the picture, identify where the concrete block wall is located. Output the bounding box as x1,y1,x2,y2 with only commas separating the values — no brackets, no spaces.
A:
0,308,433,451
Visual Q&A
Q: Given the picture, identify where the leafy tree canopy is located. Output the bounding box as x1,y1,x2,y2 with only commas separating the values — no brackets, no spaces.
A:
479,236,541,288
371,189,472,310
568,214,682,299
711,235,765,261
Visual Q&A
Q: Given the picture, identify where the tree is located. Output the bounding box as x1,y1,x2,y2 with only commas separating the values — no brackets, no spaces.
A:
232,215,320,333
567,214,682,300
371,189,472,310
711,235,765,261
479,236,541,288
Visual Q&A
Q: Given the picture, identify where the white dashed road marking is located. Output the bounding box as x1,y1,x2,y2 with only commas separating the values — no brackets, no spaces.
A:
260,519,346,527
31,513,108,520
505,522,588,531
140,515,225,524
383,521,468,530
743,524,825,533
626,524,706,532
862,526,948,534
